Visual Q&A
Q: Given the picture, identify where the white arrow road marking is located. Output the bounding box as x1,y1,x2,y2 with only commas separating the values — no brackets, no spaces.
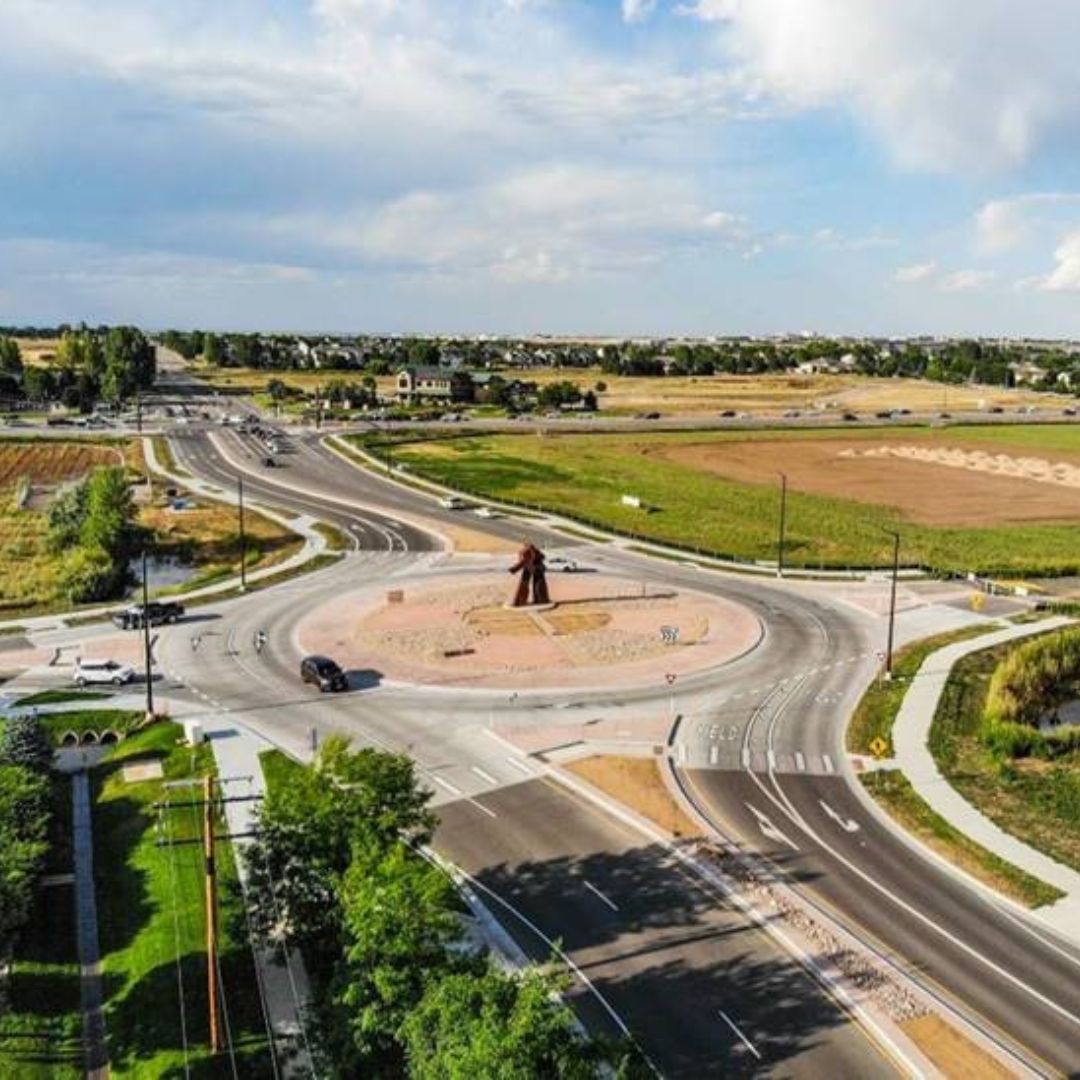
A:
819,799,860,833
719,1011,761,1060
744,803,799,851
584,880,620,912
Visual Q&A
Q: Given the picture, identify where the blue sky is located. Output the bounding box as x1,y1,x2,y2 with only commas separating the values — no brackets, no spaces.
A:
3,0,1080,336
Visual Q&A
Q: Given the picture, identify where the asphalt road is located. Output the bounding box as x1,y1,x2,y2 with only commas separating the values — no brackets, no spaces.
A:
154,416,1080,1074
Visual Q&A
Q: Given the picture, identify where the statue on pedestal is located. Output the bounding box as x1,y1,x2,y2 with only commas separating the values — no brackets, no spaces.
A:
508,542,550,607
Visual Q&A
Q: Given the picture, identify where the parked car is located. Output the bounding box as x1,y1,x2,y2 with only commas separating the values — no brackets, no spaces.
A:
111,601,185,630
300,654,348,692
74,658,136,687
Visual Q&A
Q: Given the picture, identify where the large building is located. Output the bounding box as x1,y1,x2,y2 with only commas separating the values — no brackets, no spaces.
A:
396,366,474,403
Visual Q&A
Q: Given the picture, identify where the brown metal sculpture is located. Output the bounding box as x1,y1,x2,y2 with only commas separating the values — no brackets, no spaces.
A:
508,542,550,607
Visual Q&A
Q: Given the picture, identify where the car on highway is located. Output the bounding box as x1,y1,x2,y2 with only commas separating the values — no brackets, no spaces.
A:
74,658,136,687
440,495,466,510
548,556,583,572
111,601,185,629
842,411,859,421
300,654,348,693
1064,407,1077,416
262,456,276,467
473,505,496,518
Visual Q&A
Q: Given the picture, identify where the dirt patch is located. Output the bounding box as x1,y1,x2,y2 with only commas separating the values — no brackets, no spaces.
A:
427,523,519,555
656,437,1080,527
900,1015,1014,1079
566,755,702,839
121,760,164,783
465,607,546,636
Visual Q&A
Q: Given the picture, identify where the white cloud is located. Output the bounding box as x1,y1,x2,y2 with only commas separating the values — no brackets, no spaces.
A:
622,0,658,23
975,192,1080,253
683,0,1080,172
894,260,936,283
938,269,995,292
1040,230,1080,292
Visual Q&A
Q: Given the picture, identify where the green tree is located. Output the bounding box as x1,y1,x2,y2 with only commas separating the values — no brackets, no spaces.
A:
402,965,620,1080
57,544,117,604
0,763,49,957
80,466,139,564
0,714,53,772
266,378,289,403
22,364,55,402
0,336,23,375
202,333,223,366
333,840,462,1066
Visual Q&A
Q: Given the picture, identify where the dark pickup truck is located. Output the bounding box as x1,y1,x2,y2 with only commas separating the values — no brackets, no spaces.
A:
112,601,185,630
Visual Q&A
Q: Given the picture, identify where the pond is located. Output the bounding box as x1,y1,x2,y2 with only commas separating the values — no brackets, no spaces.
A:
126,553,199,593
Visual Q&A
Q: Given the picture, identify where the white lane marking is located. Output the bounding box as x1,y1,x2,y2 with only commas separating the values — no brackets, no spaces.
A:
818,800,860,833
466,797,497,819
766,750,777,771
504,756,534,776
794,751,806,772
432,775,462,795
709,744,719,766
718,1010,761,1061
584,880,620,912
741,748,751,769
822,753,835,774
744,803,799,851
470,765,497,785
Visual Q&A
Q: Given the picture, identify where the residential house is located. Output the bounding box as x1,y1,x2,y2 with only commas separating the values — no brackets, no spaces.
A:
396,366,475,403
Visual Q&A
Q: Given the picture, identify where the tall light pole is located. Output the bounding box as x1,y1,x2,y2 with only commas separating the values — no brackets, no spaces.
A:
776,472,788,578
141,549,155,720
237,475,247,592
884,529,900,678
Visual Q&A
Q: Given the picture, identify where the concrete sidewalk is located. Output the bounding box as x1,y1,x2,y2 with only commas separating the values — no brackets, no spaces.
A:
201,716,315,1079
891,616,1080,941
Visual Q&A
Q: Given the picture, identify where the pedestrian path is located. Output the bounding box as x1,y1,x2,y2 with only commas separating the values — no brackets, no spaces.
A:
891,616,1080,942
203,716,315,1078
71,770,110,1079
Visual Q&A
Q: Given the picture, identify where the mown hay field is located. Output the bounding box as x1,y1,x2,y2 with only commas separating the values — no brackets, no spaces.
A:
373,425,1080,574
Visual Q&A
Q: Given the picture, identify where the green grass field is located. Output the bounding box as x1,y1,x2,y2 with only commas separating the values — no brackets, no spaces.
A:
932,636,1080,876
363,426,1080,573
93,722,271,1077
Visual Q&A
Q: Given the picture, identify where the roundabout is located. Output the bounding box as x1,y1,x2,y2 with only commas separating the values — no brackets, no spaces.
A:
295,568,762,691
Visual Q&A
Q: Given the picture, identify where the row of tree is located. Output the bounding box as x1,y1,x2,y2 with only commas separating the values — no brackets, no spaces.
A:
241,738,637,1077
48,466,142,603
0,714,53,993
0,327,155,410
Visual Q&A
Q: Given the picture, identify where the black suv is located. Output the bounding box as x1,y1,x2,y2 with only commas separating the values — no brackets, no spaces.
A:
112,601,185,630
300,654,348,692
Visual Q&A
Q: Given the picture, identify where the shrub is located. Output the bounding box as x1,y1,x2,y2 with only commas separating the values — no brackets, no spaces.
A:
984,628,1080,727
0,714,53,772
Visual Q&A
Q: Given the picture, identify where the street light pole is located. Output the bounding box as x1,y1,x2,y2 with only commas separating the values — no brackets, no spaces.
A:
776,472,788,578
237,475,247,592
884,529,900,678
141,549,155,720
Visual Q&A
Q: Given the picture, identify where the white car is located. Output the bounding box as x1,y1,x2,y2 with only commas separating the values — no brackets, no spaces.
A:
440,495,466,510
473,506,496,519
73,659,136,687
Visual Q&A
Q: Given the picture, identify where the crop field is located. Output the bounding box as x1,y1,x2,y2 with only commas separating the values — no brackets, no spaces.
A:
13,337,61,366
371,424,1080,574
0,439,123,487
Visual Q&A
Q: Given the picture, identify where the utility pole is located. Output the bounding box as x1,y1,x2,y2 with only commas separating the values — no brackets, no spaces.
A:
155,778,262,1061
141,549,154,720
776,472,788,578
884,529,900,678
203,774,221,1054
237,476,247,592
135,390,142,435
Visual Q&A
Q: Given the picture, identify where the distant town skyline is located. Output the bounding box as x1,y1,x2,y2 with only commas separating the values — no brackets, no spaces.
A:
3,1,1080,336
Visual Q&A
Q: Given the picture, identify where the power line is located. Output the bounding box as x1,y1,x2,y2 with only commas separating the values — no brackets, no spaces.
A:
158,797,192,1079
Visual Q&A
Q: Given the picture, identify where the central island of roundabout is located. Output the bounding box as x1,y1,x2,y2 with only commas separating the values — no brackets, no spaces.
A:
296,562,762,692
